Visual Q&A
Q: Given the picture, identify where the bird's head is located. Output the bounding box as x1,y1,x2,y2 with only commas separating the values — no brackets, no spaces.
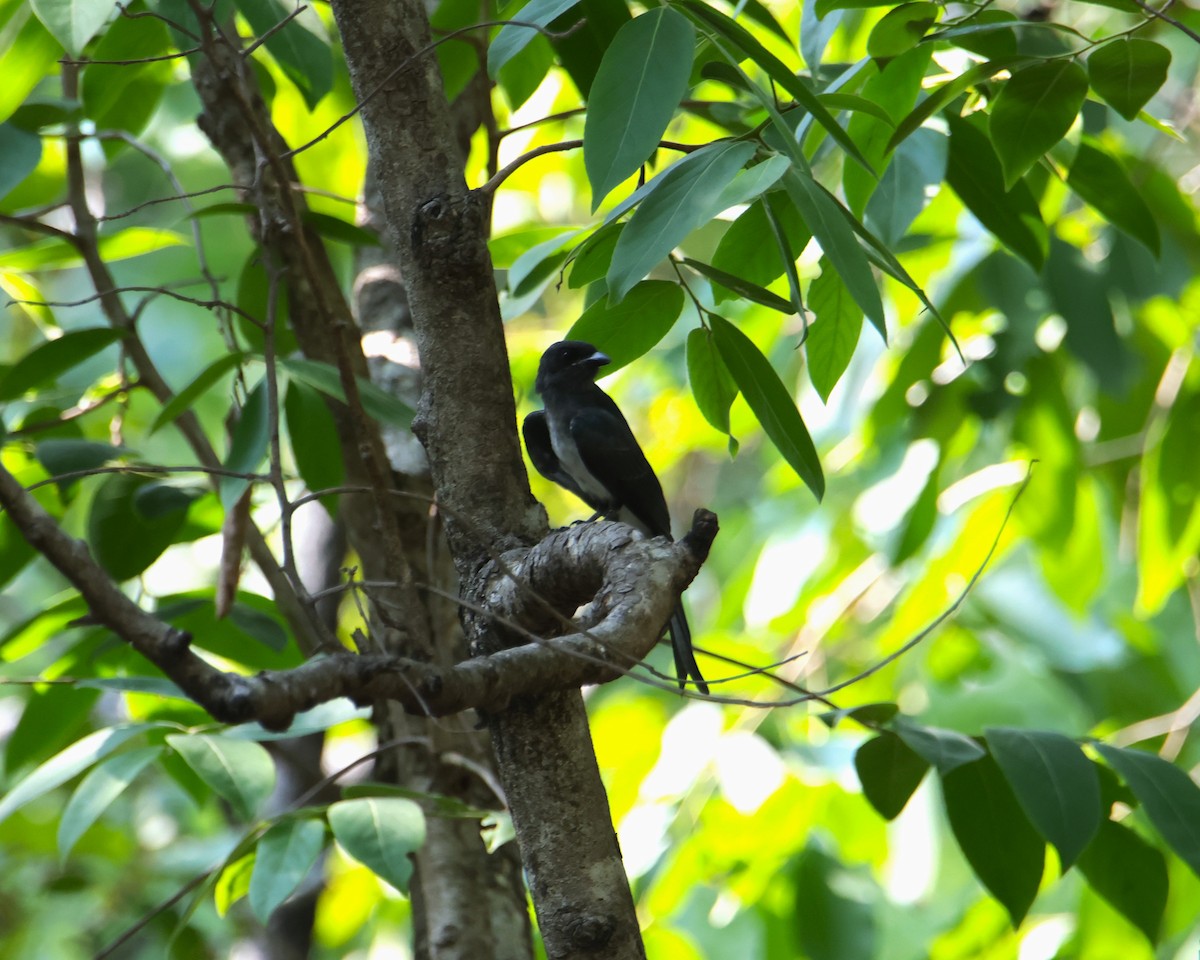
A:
534,340,611,393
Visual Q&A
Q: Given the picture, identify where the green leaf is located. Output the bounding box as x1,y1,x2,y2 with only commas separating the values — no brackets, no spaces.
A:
567,221,624,288
988,60,1088,189
489,0,582,77
0,328,124,401
565,280,684,372
866,2,939,59
29,0,117,55
708,314,824,499
0,123,42,200
285,380,344,512
782,169,884,337
88,473,191,580
792,840,878,960
816,0,896,13
248,818,327,922
1087,38,1171,122
149,352,245,435
1136,386,1200,615
58,746,162,858
686,327,739,437
227,603,289,653
234,0,332,109
278,357,414,429
985,727,1100,869
166,734,276,821
682,258,794,313
1066,140,1160,255
158,590,302,671
886,57,1028,155
945,115,1048,271
864,126,946,247
220,377,270,511
584,7,695,209
80,10,171,150
855,732,929,820
1045,238,1130,390
302,211,380,247
892,717,985,774
1095,743,1200,880
35,439,125,481
941,754,1045,927
0,725,154,826
806,261,864,403
215,853,255,917
327,798,427,893
1077,820,1167,942
710,195,811,303
676,0,873,175
606,141,757,301
0,11,63,127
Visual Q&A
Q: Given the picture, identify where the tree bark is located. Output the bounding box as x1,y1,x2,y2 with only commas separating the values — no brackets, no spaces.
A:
329,0,652,955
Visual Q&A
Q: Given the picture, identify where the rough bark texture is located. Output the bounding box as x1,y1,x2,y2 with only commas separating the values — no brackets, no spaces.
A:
328,1,657,955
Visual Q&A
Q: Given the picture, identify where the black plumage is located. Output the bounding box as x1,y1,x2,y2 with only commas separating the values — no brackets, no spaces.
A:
523,340,708,695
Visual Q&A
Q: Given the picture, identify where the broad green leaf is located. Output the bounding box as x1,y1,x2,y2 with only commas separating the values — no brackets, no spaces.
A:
0,725,154,825
235,0,332,109
227,602,289,653
782,169,884,336
35,439,125,481
249,818,327,922
892,462,940,563
496,27,555,109
933,10,1018,60
866,2,939,59
328,798,427,893
1077,820,1167,942
88,473,191,580
1067,140,1160,255
818,92,895,127
285,380,344,512
58,746,162,858
1045,239,1130,390
1095,743,1200,880
941,754,1045,927
220,377,270,511
892,717,984,774
133,480,202,518
677,0,873,175
303,211,380,247
565,280,684,372
548,0,631,98
149,352,245,435
80,10,171,149
341,783,494,819
855,732,929,820
166,734,276,821
158,590,302,671
806,262,863,402
0,123,42,199
1136,386,1200,615
508,229,579,296
1087,38,1171,122
686,327,739,438
236,250,298,355
567,222,624,288
0,11,63,126
793,840,878,960
584,7,695,209
864,126,946,247
0,328,124,400
886,57,1028,155
278,357,414,429
988,60,1088,189
29,0,117,55
945,115,1048,270
709,314,824,499
489,0,582,76
0,228,184,270
224,700,370,741
606,141,756,301
985,727,1100,869
215,853,255,917
98,226,187,260
6,684,99,776
682,258,793,313
711,195,810,303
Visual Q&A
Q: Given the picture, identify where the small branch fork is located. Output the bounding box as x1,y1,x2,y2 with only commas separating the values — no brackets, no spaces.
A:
0,454,717,731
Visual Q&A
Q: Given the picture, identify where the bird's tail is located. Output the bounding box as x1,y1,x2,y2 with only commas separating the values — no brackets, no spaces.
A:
669,602,708,695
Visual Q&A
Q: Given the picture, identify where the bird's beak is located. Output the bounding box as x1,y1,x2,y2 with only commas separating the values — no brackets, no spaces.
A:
587,351,611,368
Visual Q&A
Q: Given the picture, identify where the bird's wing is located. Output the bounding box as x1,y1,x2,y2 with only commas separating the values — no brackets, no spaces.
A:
523,410,592,504
569,406,672,538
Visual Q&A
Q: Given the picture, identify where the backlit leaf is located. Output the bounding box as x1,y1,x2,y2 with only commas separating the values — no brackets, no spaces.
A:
989,60,1088,189
167,734,276,820
328,798,427,893
1088,39,1170,122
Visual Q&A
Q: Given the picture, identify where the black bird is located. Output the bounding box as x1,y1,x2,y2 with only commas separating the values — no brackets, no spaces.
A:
523,340,708,695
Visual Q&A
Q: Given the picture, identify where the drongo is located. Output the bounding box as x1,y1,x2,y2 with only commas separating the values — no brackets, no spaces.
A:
523,340,708,694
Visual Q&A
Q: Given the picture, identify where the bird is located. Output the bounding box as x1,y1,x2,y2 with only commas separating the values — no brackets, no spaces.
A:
523,340,708,695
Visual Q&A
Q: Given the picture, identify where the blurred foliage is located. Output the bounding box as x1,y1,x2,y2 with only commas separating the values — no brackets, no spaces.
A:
1,0,1200,956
